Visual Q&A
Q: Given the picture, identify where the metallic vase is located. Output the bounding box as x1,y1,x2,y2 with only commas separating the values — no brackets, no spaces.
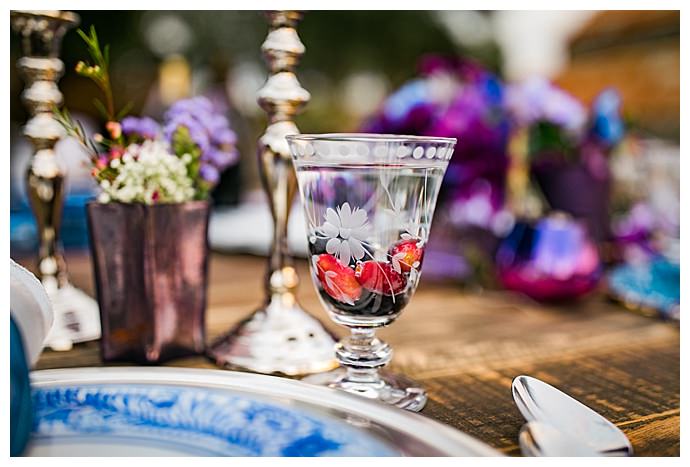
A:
11,10,101,351
87,201,209,363
208,11,338,376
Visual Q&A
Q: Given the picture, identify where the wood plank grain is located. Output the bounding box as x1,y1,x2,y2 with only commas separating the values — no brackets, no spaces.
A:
29,252,680,456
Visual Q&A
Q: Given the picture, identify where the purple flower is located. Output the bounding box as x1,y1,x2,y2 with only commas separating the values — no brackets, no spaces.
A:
505,78,586,134
208,148,239,170
212,127,237,146
613,203,656,243
362,55,510,231
121,116,160,139
164,113,211,154
382,80,430,123
199,163,220,184
612,202,659,257
166,96,214,117
163,95,239,188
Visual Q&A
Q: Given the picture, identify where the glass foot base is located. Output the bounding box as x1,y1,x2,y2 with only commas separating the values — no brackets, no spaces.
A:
302,368,428,412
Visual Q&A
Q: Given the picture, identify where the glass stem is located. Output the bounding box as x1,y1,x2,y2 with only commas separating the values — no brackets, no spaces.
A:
336,327,392,390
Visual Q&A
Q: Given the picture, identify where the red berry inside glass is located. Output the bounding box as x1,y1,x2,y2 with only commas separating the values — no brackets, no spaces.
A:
389,239,424,272
355,261,406,295
314,253,362,305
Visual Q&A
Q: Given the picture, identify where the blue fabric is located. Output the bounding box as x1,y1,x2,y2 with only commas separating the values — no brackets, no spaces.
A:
10,317,32,456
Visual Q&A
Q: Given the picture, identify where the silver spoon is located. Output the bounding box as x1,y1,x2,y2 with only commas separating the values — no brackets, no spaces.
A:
512,375,633,456
519,421,600,456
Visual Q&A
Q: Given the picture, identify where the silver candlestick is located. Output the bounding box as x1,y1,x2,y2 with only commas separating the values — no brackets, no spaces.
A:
209,11,338,375
11,10,101,351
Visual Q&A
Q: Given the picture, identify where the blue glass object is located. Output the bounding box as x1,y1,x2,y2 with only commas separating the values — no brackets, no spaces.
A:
496,215,602,301
591,88,624,147
607,257,680,320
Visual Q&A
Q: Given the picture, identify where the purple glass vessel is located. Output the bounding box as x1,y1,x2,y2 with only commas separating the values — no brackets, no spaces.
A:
496,214,602,301
532,158,611,243
87,200,209,363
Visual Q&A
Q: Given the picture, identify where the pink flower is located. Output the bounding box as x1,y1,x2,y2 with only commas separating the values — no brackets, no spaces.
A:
95,155,108,170
109,146,124,159
106,121,122,139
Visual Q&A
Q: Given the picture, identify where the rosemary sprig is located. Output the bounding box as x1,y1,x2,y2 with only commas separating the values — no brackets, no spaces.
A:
75,25,119,122
52,106,100,160
53,25,133,163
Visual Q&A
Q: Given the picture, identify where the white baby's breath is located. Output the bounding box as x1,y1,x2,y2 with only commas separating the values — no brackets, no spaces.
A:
99,140,195,205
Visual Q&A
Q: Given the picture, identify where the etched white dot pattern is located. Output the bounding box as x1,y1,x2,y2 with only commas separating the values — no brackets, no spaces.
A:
374,144,387,158
396,145,411,158
316,141,329,156
289,139,454,164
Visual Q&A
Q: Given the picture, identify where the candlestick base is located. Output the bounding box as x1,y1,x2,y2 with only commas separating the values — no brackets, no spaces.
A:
43,282,101,352
208,297,338,376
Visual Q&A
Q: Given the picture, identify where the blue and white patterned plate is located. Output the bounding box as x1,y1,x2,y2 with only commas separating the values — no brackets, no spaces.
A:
27,367,500,457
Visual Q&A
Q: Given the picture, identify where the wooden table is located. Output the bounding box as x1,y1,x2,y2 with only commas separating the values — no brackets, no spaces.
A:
34,252,680,456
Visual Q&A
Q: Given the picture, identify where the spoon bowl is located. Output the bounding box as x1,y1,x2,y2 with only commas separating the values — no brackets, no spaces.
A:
512,375,633,456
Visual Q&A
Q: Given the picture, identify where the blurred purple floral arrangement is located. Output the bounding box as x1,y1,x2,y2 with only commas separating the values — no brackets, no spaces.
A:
506,78,625,243
123,96,239,190
87,96,239,204
363,55,513,235
506,78,624,155
362,55,513,282
55,28,239,205
362,56,633,287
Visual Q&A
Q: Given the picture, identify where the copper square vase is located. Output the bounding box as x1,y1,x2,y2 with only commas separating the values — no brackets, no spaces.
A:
86,200,210,364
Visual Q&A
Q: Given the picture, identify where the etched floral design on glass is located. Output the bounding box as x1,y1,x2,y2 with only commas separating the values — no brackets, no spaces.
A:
317,203,370,267
288,133,455,412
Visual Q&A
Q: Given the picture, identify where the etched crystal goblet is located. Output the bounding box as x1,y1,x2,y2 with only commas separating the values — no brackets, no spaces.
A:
287,134,455,411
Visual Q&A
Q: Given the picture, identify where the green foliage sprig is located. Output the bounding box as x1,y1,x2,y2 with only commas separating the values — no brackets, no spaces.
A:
171,126,208,199
52,106,99,160
75,25,120,122
53,26,133,160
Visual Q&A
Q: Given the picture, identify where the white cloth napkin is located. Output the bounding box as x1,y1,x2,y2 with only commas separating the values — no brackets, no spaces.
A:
10,259,53,367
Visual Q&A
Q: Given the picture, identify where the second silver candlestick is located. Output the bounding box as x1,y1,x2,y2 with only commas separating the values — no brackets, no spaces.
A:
208,11,338,376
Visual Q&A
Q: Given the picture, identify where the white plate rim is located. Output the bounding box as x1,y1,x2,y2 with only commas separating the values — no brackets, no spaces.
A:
30,366,501,457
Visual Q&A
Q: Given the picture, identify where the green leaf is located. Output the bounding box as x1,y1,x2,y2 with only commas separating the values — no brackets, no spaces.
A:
51,104,101,160
90,25,99,47
92,98,109,121
115,101,134,121
76,28,90,45
75,25,116,121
